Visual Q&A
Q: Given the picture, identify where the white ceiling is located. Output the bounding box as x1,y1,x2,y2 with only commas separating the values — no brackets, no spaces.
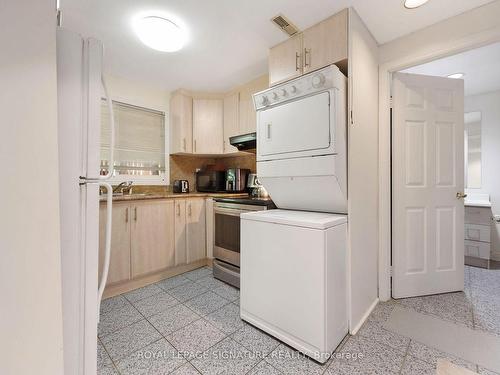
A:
61,0,495,92
403,42,500,96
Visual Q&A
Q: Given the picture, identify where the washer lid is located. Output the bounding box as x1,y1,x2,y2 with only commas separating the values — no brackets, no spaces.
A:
241,209,347,229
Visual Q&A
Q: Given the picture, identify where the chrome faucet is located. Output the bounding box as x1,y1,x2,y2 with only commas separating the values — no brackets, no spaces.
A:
113,181,133,194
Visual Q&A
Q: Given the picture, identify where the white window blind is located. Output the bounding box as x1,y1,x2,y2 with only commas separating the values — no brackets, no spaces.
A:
101,100,166,182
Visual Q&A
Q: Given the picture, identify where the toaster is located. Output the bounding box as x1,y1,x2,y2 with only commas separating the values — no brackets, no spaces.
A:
173,180,189,193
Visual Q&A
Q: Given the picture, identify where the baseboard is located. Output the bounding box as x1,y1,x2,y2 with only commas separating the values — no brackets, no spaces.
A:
350,298,379,335
465,256,489,269
102,258,210,299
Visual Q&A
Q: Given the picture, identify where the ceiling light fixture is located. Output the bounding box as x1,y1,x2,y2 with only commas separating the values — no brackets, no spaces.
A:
447,73,465,79
133,15,187,52
404,0,430,9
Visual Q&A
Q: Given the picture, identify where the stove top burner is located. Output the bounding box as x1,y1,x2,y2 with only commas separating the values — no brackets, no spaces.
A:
214,196,275,207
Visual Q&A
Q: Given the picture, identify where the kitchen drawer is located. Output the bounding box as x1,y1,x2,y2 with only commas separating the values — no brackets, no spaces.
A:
464,240,490,259
464,224,490,242
465,206,492,225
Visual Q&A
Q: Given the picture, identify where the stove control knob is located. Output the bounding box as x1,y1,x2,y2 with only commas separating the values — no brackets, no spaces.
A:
312,73,325,88
260,96,269,106
272,92,279,100
280,88,287,97
290,85,297,94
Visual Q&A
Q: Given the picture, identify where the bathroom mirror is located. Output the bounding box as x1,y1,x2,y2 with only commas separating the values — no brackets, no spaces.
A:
464,111,482,189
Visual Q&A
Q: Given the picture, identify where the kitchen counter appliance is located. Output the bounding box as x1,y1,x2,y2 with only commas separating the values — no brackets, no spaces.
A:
225,168,250,192
196,170,226,192
173,179,189,193
212,197,275,288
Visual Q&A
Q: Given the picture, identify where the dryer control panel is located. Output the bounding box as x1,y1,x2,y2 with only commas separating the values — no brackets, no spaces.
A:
253,65,345,111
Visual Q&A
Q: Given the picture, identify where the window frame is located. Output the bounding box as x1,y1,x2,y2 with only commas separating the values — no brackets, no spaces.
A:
101,99,169,186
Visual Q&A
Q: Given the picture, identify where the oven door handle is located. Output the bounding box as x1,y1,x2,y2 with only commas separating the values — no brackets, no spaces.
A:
214,207,243,217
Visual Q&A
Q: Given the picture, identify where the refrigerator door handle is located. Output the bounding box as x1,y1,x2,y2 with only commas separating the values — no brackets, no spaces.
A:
98,75,115,180
97,181,112,318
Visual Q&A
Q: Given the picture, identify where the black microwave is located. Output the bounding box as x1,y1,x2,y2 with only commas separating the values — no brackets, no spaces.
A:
196,171,226,192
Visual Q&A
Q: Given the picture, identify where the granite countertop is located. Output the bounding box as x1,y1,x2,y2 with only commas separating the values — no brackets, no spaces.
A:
100,192,248,202
464,193,492,208
464,200,492,208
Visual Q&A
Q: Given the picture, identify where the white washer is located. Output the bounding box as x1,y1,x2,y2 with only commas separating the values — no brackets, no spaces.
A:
240,209,348,363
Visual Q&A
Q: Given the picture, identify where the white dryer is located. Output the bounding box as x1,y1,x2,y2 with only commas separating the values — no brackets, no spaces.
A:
240,209,348,363
253,65,347,213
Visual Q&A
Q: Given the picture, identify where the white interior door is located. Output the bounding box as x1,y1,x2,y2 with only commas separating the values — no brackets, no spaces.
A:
392,72,464,298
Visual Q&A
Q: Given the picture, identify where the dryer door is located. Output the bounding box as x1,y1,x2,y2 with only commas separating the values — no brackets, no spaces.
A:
257,91,335,161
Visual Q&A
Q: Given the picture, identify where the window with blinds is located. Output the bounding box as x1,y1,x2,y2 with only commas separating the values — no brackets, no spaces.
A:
101,100,167,183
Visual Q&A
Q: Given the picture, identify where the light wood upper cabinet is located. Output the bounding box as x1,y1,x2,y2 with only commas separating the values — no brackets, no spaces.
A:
170,91,193,154
131,200,175,278
238,75,269,134
268,9,348,86
99,202,131,285
268,34,303,87
186,198,206,263
302,9,348,74
174,200,187,266
193,99,224,154
223,92,239,153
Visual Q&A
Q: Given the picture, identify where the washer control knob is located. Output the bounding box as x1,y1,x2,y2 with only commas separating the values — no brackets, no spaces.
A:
290,85,297,94
312,73,325,88
260,96,269,106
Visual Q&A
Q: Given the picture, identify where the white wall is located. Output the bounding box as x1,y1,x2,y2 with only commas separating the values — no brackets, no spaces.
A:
0,1,65,374
465,90,500,260
105,74,170,113
347,8,380,333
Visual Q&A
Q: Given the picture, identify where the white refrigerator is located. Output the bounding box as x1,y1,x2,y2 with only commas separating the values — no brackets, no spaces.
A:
57,28,116,375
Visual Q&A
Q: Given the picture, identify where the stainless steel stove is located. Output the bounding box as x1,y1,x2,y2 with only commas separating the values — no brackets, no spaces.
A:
212,197,275,288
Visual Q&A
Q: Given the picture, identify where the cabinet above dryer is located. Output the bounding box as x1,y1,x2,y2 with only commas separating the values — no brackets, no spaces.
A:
268,9,348,87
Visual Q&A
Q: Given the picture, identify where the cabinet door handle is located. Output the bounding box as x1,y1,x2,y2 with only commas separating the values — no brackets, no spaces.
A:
304,48,310,68
188,203,192,217
176,203,180,216
183,138,186,151
194,140,197,153
267,123,272,139
134,207,137,221
125,207,129,223
295,52,300,71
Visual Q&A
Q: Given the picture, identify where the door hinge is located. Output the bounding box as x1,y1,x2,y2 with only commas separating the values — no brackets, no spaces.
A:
390,96,393,109
389,266,393,277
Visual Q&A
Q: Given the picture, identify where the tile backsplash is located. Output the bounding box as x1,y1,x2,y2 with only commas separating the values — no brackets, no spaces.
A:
170,153,256,191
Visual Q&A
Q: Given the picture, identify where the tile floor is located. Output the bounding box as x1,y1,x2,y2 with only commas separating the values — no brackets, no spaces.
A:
98,265,500,374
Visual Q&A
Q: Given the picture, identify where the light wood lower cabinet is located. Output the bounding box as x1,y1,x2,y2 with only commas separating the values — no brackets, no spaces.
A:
174,200,187,266
131,200,175,278
99,202,131,284
186,199,206,263
99,198,206,287
174,198,207,266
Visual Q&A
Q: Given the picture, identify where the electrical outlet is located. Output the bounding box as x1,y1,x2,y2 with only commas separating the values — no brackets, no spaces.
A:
493,214,500,223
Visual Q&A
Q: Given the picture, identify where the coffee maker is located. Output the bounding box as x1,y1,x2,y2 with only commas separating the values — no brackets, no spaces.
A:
225,168,250,192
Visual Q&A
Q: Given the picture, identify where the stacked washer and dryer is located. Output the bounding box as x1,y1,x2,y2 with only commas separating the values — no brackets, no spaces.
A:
240,65,348,363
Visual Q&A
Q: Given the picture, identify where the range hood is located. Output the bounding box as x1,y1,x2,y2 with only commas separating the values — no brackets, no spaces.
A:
229,132,256,151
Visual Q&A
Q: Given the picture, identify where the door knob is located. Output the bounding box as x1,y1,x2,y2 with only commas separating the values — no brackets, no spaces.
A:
456,192,467,199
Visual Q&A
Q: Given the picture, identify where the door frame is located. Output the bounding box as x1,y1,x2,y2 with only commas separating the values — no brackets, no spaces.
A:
378,25,500,302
